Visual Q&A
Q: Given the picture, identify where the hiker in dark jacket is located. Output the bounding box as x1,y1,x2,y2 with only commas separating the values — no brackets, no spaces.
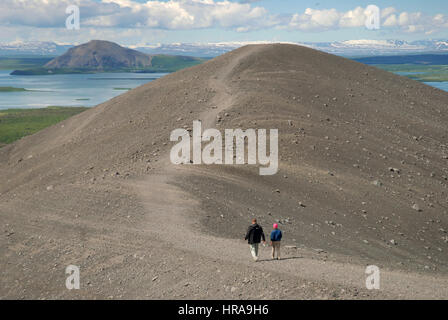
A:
244,218,266,261
270,223,282,260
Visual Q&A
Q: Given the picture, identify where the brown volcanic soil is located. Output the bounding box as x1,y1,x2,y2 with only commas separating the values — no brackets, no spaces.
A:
1,44,448,299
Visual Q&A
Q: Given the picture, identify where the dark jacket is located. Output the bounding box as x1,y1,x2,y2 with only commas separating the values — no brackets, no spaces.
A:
270,229,282,241
245,224,265,244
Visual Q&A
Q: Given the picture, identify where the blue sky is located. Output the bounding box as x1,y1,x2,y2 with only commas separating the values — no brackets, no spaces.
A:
0,0,447,45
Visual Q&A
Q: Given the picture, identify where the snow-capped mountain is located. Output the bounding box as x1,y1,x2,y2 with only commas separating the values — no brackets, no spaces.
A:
130,41,280,57
1,39,448,57
0,41,72,56
134,39,448,57
412,40,448,51
312,40,429,56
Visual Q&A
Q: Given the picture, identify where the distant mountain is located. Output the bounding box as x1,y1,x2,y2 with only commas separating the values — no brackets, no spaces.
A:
134,39,448,57
319,39,448,56
10,40,206,75
0,41,71,56
44,40,152,70
3,39,448,58
133,42,260,57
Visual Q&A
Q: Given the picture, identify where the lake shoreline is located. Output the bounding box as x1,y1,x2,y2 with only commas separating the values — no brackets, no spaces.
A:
0,70,167,110
2,63,448,110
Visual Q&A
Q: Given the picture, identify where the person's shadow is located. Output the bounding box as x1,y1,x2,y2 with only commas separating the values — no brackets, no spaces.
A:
258,256,302,262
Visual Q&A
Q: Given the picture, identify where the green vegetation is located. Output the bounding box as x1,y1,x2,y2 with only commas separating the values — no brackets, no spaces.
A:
0,86,28,92
0,86,50,93
374,64,448,82
0,57,53,70
0,106,87,146
149,55,206,72
113,88,131,91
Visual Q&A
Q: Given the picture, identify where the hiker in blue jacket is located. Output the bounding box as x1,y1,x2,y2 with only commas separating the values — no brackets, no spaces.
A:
270,223,282,260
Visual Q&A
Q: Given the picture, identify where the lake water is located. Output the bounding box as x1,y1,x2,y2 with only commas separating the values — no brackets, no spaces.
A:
0,70,166,110
1,69,447,110
423,81,448,92
389,71,448,92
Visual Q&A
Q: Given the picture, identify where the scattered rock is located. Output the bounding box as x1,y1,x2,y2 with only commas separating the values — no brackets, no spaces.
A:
388,167,401,174
372,180,383,187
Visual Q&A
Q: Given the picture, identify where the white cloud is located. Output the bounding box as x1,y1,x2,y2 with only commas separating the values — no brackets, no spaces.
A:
0,0,273,30
380,9,448,34
383,14,398,27
287,5,448,34
0,0,447,37
84,0,273,31
340,7,367,28
0,0,120,27
381,7,396,18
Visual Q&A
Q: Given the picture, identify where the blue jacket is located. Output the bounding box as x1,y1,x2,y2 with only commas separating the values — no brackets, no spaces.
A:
270,229,282,241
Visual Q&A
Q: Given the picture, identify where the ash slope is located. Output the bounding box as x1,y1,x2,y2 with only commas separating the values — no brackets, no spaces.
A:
1,44,448,299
